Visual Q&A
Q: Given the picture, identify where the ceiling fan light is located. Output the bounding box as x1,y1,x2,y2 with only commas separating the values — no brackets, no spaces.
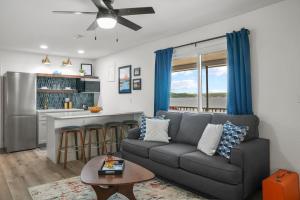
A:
97,17,117,29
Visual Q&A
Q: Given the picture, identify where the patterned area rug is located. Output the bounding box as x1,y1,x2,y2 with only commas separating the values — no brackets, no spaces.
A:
28,176,207,200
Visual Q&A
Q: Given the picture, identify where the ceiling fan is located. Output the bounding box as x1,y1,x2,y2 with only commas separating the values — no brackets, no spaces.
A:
52,0,155,31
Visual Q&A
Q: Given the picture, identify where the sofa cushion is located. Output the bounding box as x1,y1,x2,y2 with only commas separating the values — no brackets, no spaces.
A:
149,143,196,168
121,139,167,158
156,111,183,141
180,151,242,185
211,113,259,141
175,112,212,145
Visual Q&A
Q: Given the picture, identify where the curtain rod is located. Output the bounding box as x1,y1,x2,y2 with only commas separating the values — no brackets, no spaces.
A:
173,29,250,50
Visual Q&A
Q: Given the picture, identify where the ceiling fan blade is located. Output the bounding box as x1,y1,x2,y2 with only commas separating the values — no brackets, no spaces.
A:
52,11,97,15
115,7,155,16
90,0,103,8
117,16,141,31
87,20,98,31
102,0,114,10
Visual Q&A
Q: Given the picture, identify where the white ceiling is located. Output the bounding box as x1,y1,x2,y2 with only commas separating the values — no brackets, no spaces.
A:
0,0,282,59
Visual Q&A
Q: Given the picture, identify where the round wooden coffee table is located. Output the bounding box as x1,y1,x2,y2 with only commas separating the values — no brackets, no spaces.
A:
81,156,155,200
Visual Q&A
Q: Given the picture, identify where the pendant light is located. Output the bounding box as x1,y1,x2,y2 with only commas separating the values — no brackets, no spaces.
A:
42,55,51,65
62,57,72,66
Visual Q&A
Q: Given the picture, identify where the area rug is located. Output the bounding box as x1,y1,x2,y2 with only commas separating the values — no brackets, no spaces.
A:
28,176,207,200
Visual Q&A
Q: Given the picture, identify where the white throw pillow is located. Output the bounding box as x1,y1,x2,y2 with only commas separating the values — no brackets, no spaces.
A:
143,118,170,143
197,124,223,156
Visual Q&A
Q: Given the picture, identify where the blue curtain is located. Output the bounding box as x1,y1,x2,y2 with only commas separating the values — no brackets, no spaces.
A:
226,28,253,115
154,48,174,115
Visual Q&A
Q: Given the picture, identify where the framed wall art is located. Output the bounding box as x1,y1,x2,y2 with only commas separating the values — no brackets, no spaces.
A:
133,78,142,90
118,65,132,94
133,67,141,76
81,64,93,76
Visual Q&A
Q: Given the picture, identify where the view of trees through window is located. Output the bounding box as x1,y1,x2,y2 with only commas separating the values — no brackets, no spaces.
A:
170,50,227,112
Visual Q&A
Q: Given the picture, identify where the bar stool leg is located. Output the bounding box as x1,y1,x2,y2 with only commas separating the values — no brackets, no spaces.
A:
104,127,108,154
74,132,79,160
119,126,123,150
100,128,106,155
63,132,68,169
88,130,92,160
110,128,113,153
57,131,64,164
123,126,127,139
115,127,119,152
79,130,86,163
96,129,100,156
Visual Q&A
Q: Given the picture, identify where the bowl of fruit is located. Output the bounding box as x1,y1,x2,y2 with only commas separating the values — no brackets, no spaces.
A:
89,106,102,113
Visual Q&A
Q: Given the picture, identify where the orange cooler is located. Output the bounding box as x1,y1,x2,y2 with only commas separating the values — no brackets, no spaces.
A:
263,169,300,200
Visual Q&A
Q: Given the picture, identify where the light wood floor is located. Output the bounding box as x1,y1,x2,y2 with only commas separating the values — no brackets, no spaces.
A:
0,149,261,200
0,149,85,200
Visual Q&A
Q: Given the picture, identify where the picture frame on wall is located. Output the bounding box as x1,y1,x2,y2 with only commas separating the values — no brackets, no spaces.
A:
133,78,142,90
133,67,141,76
119,65,132,94
81,64,93,76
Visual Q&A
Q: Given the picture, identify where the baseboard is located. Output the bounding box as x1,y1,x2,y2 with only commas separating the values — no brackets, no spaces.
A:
0,148,5,154
0,144,46,153
38,143,47,148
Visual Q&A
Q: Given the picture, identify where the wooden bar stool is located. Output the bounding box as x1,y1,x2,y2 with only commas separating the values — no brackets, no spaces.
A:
121,120,139,139
57,126,86,168
104,122,123,153
83,124,106,160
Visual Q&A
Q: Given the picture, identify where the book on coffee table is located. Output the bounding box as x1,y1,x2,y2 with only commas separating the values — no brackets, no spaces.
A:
98,160,125,175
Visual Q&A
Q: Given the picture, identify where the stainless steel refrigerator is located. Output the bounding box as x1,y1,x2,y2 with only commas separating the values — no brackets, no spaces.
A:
3,72,37,152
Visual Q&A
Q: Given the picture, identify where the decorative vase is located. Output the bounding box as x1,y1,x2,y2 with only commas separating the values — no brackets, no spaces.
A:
80,72,85,76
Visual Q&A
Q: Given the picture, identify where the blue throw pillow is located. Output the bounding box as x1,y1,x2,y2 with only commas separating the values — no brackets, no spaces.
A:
139,114,165,140
139,114,147,140
217,121,249,159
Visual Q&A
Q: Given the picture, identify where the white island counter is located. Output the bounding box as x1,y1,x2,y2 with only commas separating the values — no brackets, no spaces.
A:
46,110,142,163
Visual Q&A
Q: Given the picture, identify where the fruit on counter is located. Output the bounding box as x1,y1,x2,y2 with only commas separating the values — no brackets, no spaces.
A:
89,106,102,113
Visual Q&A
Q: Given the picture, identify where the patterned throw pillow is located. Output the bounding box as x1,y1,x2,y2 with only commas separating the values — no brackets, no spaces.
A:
217,121,249,159
139,114,147,140
139,114,165,140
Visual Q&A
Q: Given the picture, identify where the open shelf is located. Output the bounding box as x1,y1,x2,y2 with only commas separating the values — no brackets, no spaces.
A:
37,73,98,79
37,89,77,94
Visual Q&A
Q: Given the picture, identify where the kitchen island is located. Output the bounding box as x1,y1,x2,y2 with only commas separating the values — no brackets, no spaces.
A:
37,109,84,146
45,111,142,164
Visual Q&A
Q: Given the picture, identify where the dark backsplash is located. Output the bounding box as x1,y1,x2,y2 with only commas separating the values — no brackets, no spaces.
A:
37,77,94,109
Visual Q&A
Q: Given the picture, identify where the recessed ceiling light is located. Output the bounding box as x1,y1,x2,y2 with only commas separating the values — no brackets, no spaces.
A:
40,44,48,49
74,12,82,15
77,50,85,54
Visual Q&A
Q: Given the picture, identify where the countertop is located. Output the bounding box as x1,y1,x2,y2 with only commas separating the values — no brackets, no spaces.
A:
46,111,143,119
37,109,84,113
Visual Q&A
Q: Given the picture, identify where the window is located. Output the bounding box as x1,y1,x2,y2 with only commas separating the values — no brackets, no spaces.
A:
170,50,227,113
170,57,198,112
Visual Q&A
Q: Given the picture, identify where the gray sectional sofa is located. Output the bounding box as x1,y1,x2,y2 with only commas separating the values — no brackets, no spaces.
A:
121,111,270,200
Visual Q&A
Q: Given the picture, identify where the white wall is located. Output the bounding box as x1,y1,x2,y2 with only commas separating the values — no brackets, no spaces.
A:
94,0,300,173
0,50,94,148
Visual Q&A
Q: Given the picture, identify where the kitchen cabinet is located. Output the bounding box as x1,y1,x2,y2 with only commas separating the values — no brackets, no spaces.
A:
37,112,48,145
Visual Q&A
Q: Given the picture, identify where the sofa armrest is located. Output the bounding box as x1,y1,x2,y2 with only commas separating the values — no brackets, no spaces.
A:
127,128,140,139
230,138,270,198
